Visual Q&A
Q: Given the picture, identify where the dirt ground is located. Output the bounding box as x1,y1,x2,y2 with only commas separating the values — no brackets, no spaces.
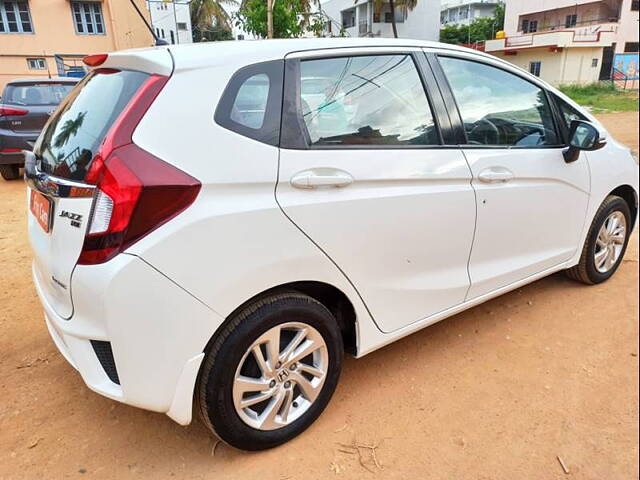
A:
1,112,638,480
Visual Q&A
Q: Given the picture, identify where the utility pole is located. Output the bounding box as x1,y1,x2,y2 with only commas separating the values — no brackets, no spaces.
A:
267,0,274,38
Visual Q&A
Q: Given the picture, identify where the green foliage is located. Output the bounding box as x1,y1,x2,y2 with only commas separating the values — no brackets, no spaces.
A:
559,83,639,112
190,0,236,42
194,23,235,42
439,2,505,44
235,0,323,38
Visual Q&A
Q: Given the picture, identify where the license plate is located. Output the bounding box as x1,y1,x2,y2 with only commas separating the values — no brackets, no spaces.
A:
30,190,52,233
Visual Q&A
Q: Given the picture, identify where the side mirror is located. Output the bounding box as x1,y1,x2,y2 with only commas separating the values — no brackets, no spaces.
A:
564,120,606,163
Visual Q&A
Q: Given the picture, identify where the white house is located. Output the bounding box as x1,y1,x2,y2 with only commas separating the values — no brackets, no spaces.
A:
147,0,193,44
321,0,441,40
440,0,502,26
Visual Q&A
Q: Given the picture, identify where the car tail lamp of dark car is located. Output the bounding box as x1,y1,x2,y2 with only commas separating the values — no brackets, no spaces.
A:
0,105,28,116
77,74,201,265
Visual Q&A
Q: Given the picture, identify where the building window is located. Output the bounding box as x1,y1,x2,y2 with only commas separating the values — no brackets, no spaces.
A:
591,58,598,68
161,28,165,38
177,22,187,31
384,10,404,23
529,20,538,33
237,34,244,40
170,30,175,44
521,19,529,32
565,14,577,27
529,61,542,77
632,1,639,11
624,42,639,52
72,2,105,35
0,1,33,33
27,58,46,70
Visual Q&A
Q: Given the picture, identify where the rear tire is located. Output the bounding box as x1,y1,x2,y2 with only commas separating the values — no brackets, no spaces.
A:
196,292,343,451
0,165,20,181
566,195,631,284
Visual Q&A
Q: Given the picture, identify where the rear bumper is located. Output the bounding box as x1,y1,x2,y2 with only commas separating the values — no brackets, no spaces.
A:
33,253,224,425
0,129,36,165
0,151,25,166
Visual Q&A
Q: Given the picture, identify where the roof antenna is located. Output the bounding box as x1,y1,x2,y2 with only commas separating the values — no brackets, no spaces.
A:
128,0,168,46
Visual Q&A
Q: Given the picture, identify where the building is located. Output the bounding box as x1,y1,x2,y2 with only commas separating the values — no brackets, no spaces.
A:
321,0,440,40
0,0,154,91
440,0,502,26
485,0,639,85
147,0,192,44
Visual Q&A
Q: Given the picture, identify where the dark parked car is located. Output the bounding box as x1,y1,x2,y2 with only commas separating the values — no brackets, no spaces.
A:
0,77,78,180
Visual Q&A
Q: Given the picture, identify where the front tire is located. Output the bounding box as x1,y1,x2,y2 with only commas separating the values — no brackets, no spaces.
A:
566,195,632,284
196,292,343,450
0,165,20,181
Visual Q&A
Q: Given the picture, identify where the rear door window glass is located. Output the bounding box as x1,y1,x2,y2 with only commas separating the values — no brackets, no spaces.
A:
299,55,438,146
35,69,148,181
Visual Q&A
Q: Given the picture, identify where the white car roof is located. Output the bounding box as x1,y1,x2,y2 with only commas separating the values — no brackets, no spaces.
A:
163,38,496,71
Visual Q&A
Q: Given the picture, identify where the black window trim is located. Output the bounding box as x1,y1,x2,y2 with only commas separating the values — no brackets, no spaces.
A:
215,59,284,147
279,50,446,151
432,53,565,150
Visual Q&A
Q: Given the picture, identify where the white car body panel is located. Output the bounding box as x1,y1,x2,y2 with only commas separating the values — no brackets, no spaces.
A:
277,148,476,333
26,39,638,428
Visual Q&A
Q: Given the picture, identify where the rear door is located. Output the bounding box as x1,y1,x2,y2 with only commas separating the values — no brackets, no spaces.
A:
27,69,150,318
276,48,476,333
431,52,590,299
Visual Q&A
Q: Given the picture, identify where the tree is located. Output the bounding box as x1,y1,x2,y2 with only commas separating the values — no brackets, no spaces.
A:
190,0,237,42
235,0,323,38
439,2,505,44
362,0,418,39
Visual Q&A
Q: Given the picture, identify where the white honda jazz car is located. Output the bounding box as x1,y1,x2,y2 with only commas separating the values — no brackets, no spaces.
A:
26,39,638,450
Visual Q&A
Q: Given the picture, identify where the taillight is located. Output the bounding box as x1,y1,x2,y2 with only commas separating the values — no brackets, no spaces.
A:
0,105,28,116
77,73,201,265
78,144,200,265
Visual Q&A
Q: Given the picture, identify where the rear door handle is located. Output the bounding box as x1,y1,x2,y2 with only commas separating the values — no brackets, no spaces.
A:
478,167,514,184
290,168,354,189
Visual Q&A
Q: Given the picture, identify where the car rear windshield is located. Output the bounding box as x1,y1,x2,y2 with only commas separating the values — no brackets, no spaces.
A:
2,83,75,106
35,69,148,181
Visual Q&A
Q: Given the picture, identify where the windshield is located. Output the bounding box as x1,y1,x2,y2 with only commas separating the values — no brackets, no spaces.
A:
2,83,75,106
35,69,148,181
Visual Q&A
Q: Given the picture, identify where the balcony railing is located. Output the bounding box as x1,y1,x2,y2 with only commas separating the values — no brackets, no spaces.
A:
519,16,620,35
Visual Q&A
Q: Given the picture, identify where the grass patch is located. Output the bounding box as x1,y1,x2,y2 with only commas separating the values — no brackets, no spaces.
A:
558,82,639,113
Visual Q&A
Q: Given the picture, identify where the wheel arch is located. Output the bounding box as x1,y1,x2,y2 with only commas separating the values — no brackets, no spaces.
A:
609,184,638,227
202,281,358,358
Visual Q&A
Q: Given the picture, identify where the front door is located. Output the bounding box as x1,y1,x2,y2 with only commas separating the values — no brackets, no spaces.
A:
276,50,476,333
435,54,590,299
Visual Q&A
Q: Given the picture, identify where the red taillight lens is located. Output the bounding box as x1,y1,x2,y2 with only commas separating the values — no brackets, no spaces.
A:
77,72,201,265
0,105,28,116
78,144,200,265
83,53,108,67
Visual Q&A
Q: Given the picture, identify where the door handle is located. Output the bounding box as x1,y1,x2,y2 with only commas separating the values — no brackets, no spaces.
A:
290,168,354,189
478,167,514,184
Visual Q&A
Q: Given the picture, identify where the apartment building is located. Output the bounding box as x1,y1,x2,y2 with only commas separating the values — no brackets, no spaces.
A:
485,0,639,85
322,0,440,40
147,0,192,45
440,0,502,26
0,0,154,91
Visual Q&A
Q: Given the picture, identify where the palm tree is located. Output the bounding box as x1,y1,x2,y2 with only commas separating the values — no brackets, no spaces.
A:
364,0,418,38
190,0,237,35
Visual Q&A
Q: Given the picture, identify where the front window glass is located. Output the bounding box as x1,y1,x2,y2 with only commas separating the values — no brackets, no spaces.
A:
299,55,438,146
439,56,559,147
553,94,588,131
2,83,75,106
35,70,148,181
